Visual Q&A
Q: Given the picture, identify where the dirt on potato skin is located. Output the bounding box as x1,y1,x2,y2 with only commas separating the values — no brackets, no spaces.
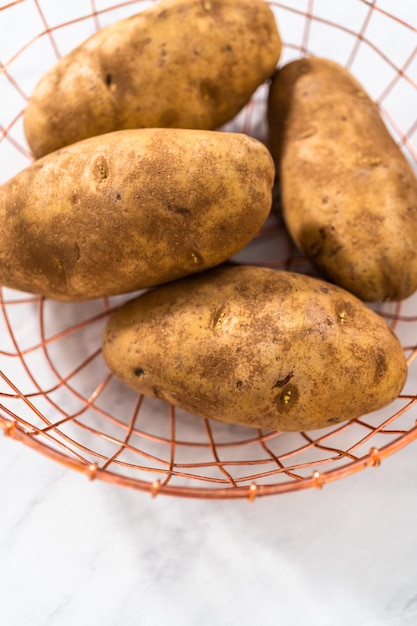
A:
268,57,417,302
0,129,274,301
102,265,407,432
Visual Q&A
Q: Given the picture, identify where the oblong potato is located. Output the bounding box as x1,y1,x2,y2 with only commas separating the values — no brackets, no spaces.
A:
24,0,281,158
268,57,417,302
0,128,274,301
102,265,407,432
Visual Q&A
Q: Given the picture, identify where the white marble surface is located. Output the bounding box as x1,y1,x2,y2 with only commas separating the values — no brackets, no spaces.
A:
1,2,417,625
1,432,417,626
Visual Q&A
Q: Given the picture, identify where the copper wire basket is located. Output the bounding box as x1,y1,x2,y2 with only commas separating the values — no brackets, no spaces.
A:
1,0,417,500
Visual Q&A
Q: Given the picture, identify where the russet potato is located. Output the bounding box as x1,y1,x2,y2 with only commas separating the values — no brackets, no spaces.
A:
24,0,281,158
0,128,274,301
268,57,417,302
102,265,407,432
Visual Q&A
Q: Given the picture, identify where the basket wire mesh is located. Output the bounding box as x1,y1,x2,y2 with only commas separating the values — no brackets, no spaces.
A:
1,0,417,499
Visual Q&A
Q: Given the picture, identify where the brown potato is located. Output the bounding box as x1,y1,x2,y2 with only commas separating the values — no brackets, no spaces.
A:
268,57,417,302
0,128,274,301
24,0,281,158
102,265,407,432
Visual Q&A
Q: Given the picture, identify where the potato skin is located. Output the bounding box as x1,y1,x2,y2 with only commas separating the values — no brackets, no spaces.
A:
102,265,407,432
268,57,417,302
24,0,281,158
0,128,274,301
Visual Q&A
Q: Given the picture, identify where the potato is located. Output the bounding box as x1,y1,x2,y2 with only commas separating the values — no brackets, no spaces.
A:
0,128,274,301
268,57,417,302
102,265,407,432
24,0,281,158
